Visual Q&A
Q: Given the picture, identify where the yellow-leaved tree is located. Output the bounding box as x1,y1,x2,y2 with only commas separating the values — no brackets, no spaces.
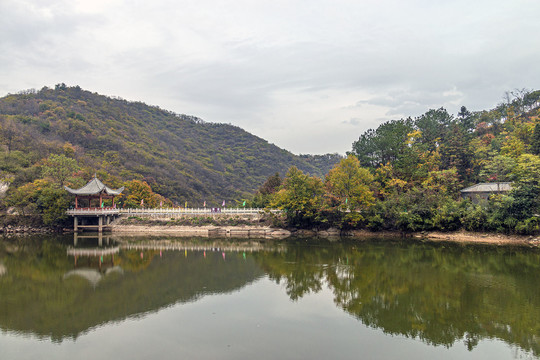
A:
325,155,375,227
272,166,324,228
122,180,171,208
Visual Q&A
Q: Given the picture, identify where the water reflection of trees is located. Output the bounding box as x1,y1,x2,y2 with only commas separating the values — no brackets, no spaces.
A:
255,239,540,355
2,236,540,355
0,236,264,342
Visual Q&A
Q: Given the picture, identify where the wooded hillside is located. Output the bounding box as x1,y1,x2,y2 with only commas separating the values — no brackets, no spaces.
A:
0,84,337,207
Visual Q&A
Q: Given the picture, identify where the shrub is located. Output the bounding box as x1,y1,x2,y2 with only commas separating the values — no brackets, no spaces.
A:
515,217,540,235
461,203,488,232
433,200,464,232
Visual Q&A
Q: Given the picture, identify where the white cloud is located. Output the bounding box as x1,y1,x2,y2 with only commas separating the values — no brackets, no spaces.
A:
1,0,539,154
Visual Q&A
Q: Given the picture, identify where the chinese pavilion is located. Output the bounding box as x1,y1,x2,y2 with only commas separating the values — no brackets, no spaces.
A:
65,176,124,232
65,176,124,209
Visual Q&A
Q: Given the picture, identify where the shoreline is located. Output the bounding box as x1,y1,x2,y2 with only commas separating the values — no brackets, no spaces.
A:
2,222,539,247
109,224,540,247
110,224,292,239
418,231,539,247
349,229,540,247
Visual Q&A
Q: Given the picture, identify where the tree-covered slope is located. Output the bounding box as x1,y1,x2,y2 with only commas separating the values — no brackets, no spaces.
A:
0,84,335,205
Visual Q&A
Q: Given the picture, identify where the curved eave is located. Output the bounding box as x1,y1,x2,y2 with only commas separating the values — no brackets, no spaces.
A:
104,186,124,196
64,185,124,196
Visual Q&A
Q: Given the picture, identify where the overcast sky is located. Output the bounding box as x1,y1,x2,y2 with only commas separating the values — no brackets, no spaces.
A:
1,0,539,154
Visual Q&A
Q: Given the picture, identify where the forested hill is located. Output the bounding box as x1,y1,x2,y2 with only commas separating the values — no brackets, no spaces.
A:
0,84,336,204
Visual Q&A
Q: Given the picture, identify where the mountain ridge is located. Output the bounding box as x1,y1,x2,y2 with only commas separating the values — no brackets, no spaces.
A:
0,84,340,205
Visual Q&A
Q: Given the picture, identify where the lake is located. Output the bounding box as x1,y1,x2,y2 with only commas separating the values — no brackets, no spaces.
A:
0,234,539,359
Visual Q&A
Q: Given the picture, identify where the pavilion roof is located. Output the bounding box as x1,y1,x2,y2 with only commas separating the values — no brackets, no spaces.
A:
64,177,124,196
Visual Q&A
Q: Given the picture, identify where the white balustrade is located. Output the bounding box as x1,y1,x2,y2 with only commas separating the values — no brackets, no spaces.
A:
68,205,281,217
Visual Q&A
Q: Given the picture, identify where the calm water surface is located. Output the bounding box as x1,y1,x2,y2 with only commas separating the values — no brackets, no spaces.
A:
0,234,539,359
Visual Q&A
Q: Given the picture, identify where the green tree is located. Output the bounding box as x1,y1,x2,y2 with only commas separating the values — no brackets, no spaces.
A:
6,179,70,225
272,167,324,227
351,119,414,168
414,108,453,152
479,154,516,186
6,181,39,215
403,129,440,182
0,116,19,154
440,123,474,182
42,154,80,188
37,185,71,225
513,154,540,185
510,154,540,221
456,105,474,133
531,122,540,155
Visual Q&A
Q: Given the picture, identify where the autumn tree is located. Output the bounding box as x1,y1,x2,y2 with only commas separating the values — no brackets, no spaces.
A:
421,168,462,199
251,172,282,208
122,180,171,208
324,155,375,228
325,155,374,211
479,154,516,186
372,162,407,200
505,154,540,226
272,167,324,227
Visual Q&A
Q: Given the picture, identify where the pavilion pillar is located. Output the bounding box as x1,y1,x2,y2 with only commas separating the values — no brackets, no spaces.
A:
74,216,78,233
75,196,79,209
98,216,103,233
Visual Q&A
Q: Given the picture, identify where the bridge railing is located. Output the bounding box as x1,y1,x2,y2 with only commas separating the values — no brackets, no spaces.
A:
67,207,281,216
119,208,280,215
66,207,120,215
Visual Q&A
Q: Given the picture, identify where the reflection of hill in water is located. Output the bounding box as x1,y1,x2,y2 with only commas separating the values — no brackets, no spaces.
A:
0,237,265,342
2,236,540,355
254,239,540,356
